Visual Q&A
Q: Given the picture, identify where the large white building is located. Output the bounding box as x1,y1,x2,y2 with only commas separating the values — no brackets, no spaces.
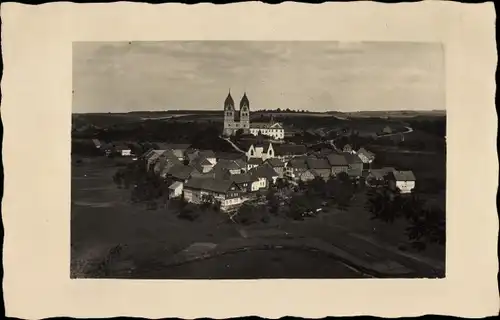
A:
249,122,285,140
222,91,285,140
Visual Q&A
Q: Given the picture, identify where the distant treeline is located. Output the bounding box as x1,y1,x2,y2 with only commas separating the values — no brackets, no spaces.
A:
73,120,235,154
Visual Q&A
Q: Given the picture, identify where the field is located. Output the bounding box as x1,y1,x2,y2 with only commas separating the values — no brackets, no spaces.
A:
71,156,445,278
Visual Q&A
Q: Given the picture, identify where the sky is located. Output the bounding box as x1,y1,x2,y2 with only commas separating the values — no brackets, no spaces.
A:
73,41,445,113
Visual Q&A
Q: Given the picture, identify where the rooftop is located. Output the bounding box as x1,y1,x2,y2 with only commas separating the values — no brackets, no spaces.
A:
184,177,238,194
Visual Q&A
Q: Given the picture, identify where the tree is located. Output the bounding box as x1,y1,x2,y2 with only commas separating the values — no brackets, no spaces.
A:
178,203,200,221
366,188,445,250
297,180,307,191
308,176,326,196
275,178,289,191
235,203,256,225
266,188,280,214
287,194,317,220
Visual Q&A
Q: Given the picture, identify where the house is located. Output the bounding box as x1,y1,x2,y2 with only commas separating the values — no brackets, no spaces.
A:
249,164,280,189
228,173,257,193
183,177,244,211
247,158,264,170
357,147,376,164
382,126,393,134
142,149,181,175
343,153,364,178
197,150,217,165
265,158,286,178
212,159,247,176
365,167,395,187
192,157,215,173
387,170,416,194
285,157,308,180
306,157,331,181
342,144,354,154
249,121,285,140
326,153,349,176
92,138,101,149
155,150,183,178
165,143,191,161
185,148,201,163
274,144,308,161
298,169,316,183
113,143,133,156
167,164,198,183
246,141,275,161
168,181,184,198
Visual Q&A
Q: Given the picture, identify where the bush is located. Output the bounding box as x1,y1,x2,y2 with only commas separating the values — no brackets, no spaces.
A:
178,204,200,221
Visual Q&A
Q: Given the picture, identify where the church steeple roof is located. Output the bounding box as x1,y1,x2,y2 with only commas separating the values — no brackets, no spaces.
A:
240,92,250,108
224,90,234,107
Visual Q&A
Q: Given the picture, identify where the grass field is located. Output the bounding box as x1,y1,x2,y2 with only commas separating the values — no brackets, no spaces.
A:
71,157,240,277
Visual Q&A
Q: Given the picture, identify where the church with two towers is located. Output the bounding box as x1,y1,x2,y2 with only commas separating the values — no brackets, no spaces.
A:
222,91,251,137
222,90,285,140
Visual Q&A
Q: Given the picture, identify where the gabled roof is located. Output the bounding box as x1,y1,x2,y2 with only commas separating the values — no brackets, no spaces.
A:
274,144,307,156
166,143,191,151
306,157,331,170
113,142,131,150
249,164,279,180
369,167,395,180
229,173,256,184
343,152,363,164
358,147,375,159
215,152,246,161
311,169,330,177
251,121,283,129
213,159,244,172
391,170,416,181
148,142,171,150
184,177,239,194
198,150,216,159
168,181,183,190
199,158,213,166
233,158,247,169
287,158,308,169
327,153,348,166
248,158,264,165
266,158,285,168
168,164,197,181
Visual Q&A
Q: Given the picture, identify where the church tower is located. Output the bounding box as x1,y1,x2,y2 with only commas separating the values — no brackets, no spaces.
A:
223,90,235,136
239,92,250,133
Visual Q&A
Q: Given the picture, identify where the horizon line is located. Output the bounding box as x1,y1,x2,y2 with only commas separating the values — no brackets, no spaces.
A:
72,108,446,115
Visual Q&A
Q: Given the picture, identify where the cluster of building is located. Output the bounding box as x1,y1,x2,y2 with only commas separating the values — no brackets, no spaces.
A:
88,91,416,212
123,137,417,212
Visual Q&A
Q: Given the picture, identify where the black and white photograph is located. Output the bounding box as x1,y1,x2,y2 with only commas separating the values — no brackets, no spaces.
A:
4,2,499,319
71,41,446,279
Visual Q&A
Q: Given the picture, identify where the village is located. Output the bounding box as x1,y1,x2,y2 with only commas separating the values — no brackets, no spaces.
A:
72,95,445,279
88,114,417,217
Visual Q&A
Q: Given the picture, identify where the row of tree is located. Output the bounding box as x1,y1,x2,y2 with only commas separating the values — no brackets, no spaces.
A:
366,188,445,250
